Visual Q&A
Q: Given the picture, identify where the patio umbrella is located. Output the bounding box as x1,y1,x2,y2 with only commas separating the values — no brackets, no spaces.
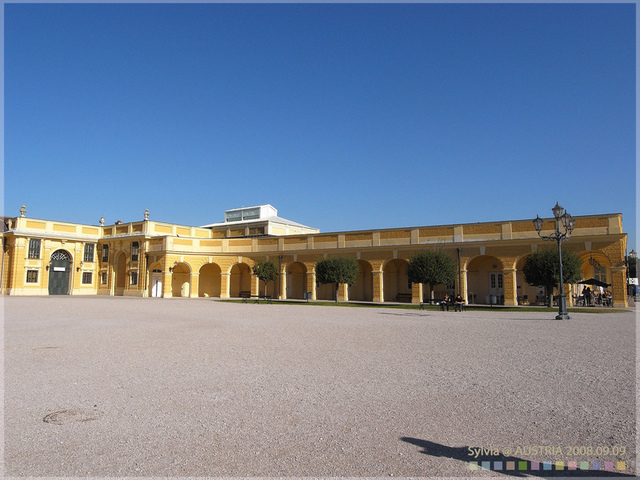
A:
578,278,611,288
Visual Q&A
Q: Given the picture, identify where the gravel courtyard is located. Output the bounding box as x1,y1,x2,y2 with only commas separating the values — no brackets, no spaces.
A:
4,296,636,477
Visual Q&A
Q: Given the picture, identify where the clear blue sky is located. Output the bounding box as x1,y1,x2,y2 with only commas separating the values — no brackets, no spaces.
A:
5,3,636,250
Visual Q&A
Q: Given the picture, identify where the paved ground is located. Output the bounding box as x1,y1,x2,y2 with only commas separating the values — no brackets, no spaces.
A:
3,296,637,477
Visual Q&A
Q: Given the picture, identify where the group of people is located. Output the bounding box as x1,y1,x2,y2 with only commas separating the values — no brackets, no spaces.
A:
580,286,612,307
439,294,465,311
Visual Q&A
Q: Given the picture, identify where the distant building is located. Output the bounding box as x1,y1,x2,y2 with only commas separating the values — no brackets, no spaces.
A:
0,204,629,308
201,204,319,237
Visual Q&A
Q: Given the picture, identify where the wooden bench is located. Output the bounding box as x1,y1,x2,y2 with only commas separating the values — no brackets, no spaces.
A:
419,299,435,309
240,291,272,304
396,293,412,303
419,299,465,311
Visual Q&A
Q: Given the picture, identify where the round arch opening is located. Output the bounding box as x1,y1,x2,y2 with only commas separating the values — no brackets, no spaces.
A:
171,262,191,297
229,263,252,298
466,255,504,304
199,263,222,297
383,259,410,302
286,262,307,300
349,260,373,301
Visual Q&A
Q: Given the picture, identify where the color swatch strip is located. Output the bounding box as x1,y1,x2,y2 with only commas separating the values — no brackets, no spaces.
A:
469,460,627,471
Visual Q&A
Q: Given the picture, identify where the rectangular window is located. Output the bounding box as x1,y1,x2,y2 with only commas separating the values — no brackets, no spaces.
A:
84,244,95,263
131,271,138,285
131,241,139,262
102,244,109,262
101,272,108,285
28,239,41,259
594,265,607,283
26,270,38,283
82,272,93,284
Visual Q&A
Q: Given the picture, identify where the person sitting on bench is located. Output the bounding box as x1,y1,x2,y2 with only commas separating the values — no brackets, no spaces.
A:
453,294,464,311
440,294,451,311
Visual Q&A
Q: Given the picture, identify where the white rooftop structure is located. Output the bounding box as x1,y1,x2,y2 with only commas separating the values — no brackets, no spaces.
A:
201,205,319,237
223,205,278,223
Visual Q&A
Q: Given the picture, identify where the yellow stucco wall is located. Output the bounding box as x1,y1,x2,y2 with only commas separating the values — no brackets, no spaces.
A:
1,213,629,307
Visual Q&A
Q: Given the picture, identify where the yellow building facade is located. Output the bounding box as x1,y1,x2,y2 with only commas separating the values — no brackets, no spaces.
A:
1,206,629,308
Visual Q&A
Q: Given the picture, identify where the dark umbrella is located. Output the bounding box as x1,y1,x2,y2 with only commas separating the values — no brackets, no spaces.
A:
578,278,611,288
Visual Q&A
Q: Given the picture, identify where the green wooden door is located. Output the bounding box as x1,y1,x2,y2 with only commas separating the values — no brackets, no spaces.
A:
48,250,71,295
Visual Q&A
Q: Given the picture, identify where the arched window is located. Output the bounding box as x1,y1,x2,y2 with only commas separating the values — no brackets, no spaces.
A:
51,250,71,261
594,265,607,283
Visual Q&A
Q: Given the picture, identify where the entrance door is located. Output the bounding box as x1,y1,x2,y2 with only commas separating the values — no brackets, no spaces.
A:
151,270,162,297
49,250,71,295
488,272,504,304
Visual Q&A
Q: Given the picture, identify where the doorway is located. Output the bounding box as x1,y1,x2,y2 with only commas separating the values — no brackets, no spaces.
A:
48,250,71,295
151,269,163,297
488,272,504,304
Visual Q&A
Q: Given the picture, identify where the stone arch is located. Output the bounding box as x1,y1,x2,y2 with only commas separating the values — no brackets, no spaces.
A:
286,262,307,300
171,262,191,297
349,259,373,301
578,250,612,284
466,255,505,304
229,262,252,297
383,258,410,302
199,263,222,297
577,250,613,303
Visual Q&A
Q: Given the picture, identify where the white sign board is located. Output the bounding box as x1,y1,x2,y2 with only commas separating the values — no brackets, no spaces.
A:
53,267,65,272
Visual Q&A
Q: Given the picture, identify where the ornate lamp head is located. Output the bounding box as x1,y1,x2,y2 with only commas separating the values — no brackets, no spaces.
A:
552,202,564,219
561,212,575,233
533,215,544,233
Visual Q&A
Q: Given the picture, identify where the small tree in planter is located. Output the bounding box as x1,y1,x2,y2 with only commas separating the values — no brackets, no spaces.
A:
407,250,457,301
522,248,582,306
315,257,359,302
252,259,280,297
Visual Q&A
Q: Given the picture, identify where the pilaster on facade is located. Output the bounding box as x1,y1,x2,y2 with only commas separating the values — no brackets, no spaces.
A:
279,263,287,300
337,283,349,302
610,267,627,308
502,268,518,306
307,271,316,300
412,282,423,304
190,273,199,298
372,271,383,303
564,284,573,307
250,274,259,296
458,269,468,305
220,273,231,299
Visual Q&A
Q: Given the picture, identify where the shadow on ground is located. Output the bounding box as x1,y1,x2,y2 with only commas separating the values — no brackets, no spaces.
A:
401,437,635,477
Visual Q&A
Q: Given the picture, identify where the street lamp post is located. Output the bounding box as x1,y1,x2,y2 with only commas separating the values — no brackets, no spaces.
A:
533,203,575,320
